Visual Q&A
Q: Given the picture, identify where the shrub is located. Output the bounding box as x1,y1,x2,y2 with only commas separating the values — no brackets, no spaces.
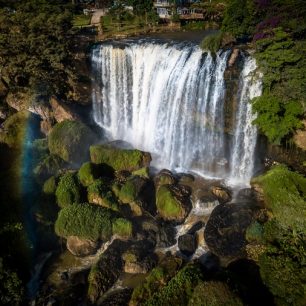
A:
48,120,97,164
78,162,99,187
200,32,223,53
146,263,203,305
90,144,151,171
246,221,264,243
55,203,114,241
55,172,82,208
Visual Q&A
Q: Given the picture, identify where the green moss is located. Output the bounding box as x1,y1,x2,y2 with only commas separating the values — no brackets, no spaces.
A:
188,281,243,306
87,179,119,211
33,154,65,181
132,167,150,178
55,203,114,241
146,263,203,305
78,162,99,187
112,218,132,238
156,185,184,220
90,144,151,171
0,111,29,149
55,172,82,208
252,165,306,230
118,180,137,204
43,176,57,195
48,120,97,164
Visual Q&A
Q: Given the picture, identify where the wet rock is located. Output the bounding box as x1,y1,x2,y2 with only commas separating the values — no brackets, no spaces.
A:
40,119,54,136
187,221,205,234
228,48,240,67
236,188,257,202
178,173,195,184
154,169,176,187
50,96,80,123
66,236,98,257
210,186,232,204
204,202,255,266
88,240,128,304
156,222,177,248
178,234,197,256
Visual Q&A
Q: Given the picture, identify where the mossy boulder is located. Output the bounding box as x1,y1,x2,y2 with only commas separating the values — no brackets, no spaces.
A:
0,110,29,149
188,281,243,306
132,167,150,178
87,179,119,211
34,154,66,181
55,172,82,208
154,169,176,187
78,162,99,187
90,144,151,171
118,176,147,204
156,185,191,223
48,120,97,164
43,176,57,195
55,203,131,242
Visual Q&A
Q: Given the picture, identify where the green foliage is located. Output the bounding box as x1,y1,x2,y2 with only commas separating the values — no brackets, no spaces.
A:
87,179,119,211
33,154,65,180
78,162,99,187
73,14,91,27
48,120,97,164
200,32,223,53
246,221,264,243
55,172,82,208
112,218,132,238
131,256,182,305
188,281,243,306
252,165,306,305
252,165,306,230
221,0,258,38
90,145,150,171
43,176,57,195
156,185,183,220
146,263,203,305
252,94,303,144
0,0,74,95
0,258,24,305
55,203,114,241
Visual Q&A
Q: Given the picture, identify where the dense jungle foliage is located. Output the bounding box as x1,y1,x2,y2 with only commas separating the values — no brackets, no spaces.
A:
222,0,306,144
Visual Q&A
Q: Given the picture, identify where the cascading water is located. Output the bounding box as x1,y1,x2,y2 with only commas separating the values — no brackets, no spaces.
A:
91,40,262,185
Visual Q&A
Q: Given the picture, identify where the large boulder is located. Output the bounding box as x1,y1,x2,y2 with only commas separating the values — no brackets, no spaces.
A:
90,144,151,172
210,186,232,204
154,169,176,187
204,202,255,265
66,236,98,257
48,120,97,164
156,184,191,223
49,96,80,123
118,176,148,204
178,234,197,256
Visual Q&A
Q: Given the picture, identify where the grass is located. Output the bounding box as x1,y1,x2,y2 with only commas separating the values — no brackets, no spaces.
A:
73,14,91,27
112,218,132,238
200,32,223,53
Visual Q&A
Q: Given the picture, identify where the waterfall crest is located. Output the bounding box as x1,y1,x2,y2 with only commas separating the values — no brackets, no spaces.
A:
91,41,262,185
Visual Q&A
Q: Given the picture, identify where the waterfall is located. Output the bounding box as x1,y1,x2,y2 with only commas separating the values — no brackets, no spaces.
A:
228,57,262,186
91,41,262,185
